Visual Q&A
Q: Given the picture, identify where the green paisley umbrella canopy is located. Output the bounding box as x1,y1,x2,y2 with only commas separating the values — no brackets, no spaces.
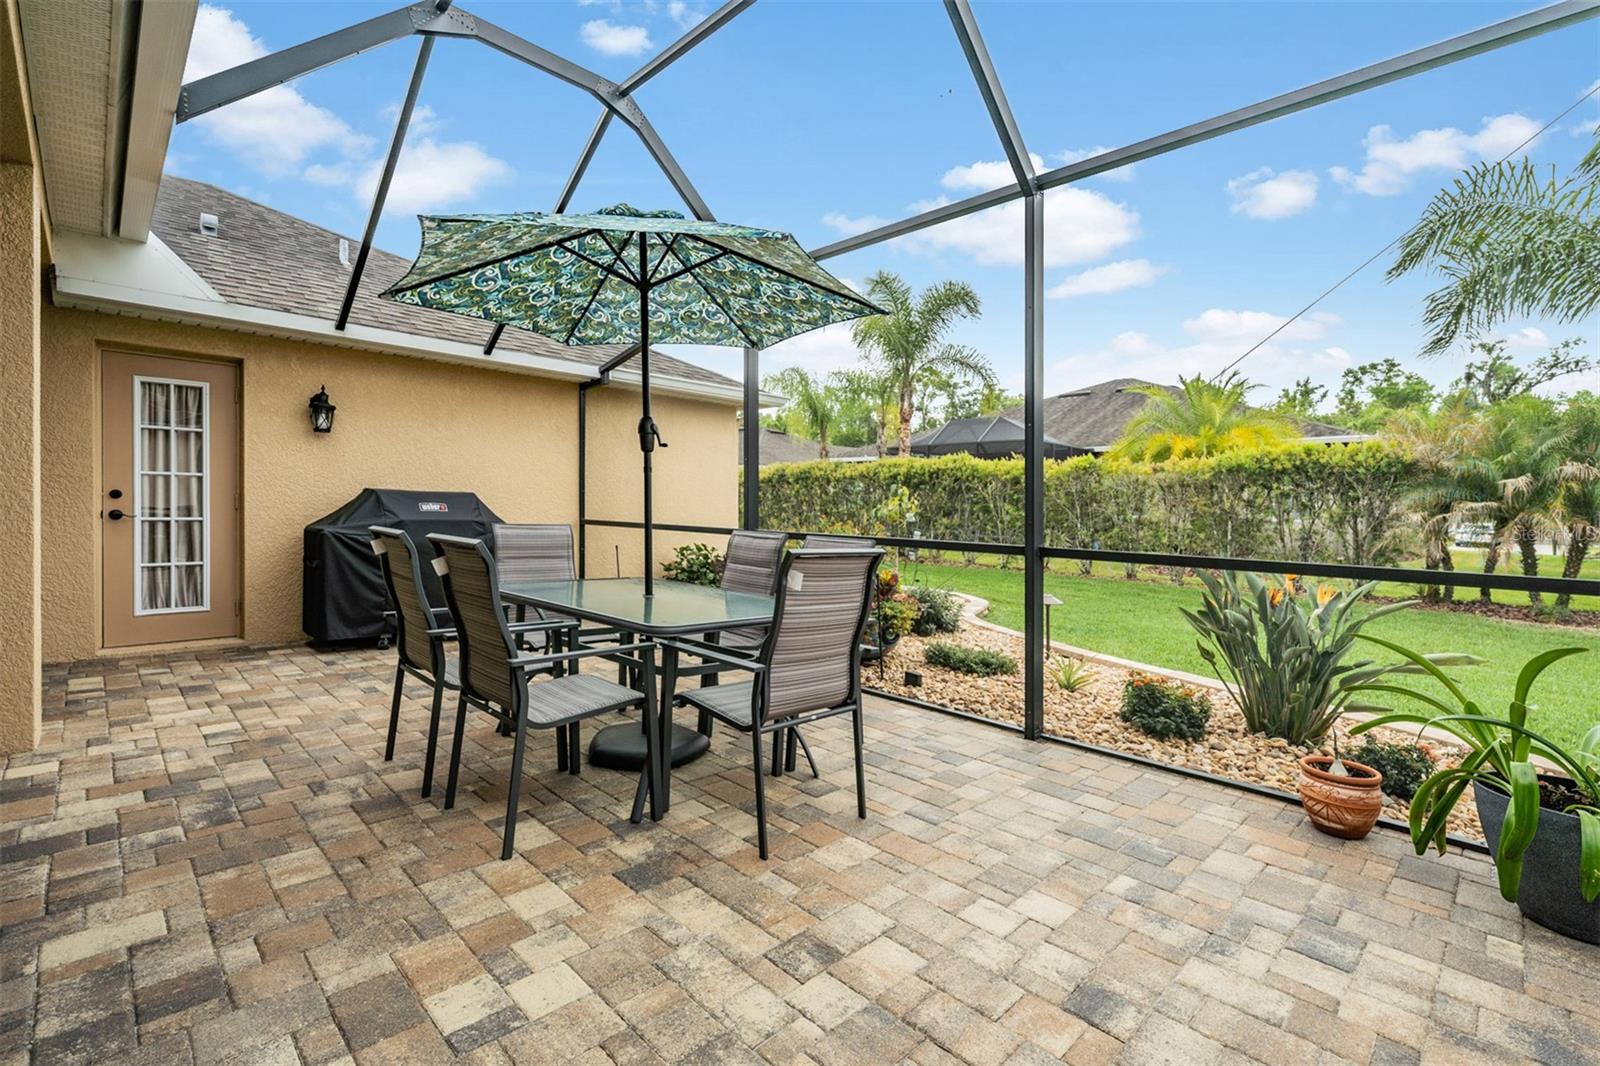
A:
381,203,884,348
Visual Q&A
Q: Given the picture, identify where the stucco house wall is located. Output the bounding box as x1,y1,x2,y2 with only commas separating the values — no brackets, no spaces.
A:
39,305,739,662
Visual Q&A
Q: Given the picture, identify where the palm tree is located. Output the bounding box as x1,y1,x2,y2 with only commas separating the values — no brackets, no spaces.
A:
850,271,995,455
1106,373,1292,463
1550,394,1599,611
1387,131,1599,357
1388,404,1480,600
765,367,837,459
1458,398,1569,607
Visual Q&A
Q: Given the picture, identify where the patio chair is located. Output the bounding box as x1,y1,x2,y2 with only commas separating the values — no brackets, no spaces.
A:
800,534,874,549
667,547,883,859
371,527,575,797
717,529,788,650
685,529,787,739
427,533,657,859
369,526,456,798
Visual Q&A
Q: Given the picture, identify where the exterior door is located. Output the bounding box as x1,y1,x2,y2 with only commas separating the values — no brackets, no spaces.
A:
101,352,240,647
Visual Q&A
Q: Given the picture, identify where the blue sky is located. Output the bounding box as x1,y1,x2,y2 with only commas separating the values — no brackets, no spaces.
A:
170,1,1600,406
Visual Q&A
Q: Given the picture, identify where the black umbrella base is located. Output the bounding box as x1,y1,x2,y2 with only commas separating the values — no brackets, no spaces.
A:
589,721,710,770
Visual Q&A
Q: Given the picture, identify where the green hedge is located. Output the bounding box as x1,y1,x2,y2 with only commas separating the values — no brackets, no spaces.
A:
752,443,1420,568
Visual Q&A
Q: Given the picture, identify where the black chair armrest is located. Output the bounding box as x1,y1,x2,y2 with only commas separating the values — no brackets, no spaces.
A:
510,640,656,674
659,639,766,674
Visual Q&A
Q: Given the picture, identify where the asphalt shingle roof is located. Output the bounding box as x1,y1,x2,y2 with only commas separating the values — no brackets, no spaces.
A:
996,377,1359,452
149,175,739,391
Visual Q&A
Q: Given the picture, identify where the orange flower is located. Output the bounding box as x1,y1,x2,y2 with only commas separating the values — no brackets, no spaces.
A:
1316,584,1337,606
1268,587,1285,606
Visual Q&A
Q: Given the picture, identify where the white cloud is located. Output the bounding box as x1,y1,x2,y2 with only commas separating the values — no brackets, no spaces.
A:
183,5,371,174
824,157,1140,268
307,137,513,213
580,19,653,56
667,1,704,29
1330,114,1543,196
940,154,1045,191
1047,259,1167,299
820,211,890,237
760,321,866,374
1226,167,1318,220
1504,326,1551,349
1182,308,1340,343
1049,315,1351,395
1051,146,1136,182
911,187,1139,267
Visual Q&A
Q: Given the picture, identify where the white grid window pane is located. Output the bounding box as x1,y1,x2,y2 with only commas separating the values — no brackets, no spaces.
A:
135,377,209,614
174,522,202,563
141,567,171,610
174,385,203,428
175,566,204,608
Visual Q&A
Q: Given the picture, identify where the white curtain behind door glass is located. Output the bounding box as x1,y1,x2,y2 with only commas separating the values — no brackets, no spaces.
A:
136,378,207,613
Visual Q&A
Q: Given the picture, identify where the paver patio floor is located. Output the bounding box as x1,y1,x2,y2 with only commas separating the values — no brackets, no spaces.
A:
3,644,1597,1066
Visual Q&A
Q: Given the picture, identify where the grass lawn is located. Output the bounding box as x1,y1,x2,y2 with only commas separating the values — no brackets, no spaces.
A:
903,560,1600,752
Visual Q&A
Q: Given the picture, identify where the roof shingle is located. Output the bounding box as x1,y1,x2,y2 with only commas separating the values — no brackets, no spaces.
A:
149,175,738,391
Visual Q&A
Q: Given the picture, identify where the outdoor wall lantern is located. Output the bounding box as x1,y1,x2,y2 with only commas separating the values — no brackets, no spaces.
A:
308,386,336,433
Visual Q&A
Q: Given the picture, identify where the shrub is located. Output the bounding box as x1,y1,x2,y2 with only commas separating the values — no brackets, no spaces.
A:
1348,739,1435,800
752,443,1420,569
877,594,920,640
1047,656,1095,692
663,543,722,586
1119,672,1211,741
906,585,962,635
925,642,1017,677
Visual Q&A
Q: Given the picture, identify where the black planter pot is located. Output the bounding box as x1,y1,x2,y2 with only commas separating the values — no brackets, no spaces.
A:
1474,780,1600,944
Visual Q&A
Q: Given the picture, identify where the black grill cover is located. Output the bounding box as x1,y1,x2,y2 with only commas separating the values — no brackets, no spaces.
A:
302,488,503,642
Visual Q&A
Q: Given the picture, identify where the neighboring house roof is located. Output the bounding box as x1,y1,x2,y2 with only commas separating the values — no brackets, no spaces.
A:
738,427,877,465
995,377,1366,453
903,415,1087,459
50,175,774,406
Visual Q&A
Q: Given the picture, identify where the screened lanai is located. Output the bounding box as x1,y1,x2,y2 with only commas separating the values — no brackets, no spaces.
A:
6,2,1600,1063
170,0,1600,740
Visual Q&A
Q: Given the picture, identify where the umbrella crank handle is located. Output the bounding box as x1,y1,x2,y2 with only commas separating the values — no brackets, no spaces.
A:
638,416,667,453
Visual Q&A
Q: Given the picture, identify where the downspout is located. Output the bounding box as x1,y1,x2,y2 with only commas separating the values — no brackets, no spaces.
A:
577,371,611,576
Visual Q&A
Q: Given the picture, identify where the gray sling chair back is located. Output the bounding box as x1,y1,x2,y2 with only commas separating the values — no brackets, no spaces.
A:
427,533,657,859
371,526,576,799
670,547,883,859
369,527,456,799
679,529,791,760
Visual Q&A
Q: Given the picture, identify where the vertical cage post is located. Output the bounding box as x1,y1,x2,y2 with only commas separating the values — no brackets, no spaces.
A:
1022,193,1045,741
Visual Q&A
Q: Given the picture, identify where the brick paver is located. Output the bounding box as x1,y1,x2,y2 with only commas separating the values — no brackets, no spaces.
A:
2,644,1596,1065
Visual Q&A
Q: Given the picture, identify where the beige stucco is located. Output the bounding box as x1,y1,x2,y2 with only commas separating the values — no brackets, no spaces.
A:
1,0,44,755
38,307,739,665
0,164,42,754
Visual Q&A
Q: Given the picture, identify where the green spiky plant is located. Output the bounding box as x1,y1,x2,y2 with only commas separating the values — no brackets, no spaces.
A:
1181,571,1480,746
1348,642,1599,904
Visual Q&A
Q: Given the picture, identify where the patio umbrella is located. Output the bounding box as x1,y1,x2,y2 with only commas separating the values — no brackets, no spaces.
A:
382,204,884,594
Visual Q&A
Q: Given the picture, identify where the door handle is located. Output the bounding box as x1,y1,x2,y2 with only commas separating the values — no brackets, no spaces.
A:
108,509,125,521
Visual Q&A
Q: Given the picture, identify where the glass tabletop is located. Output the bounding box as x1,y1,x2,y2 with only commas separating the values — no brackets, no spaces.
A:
499,578,774,635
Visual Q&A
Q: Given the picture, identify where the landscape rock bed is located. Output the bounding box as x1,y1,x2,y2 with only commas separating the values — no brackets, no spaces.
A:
870,620,1486,842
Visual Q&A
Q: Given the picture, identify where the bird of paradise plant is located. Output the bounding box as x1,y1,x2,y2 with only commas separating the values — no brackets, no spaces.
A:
1348,642,1599,904
1182,571,1479,746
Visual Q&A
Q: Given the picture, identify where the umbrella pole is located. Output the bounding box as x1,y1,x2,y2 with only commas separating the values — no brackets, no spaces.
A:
638,237,654,597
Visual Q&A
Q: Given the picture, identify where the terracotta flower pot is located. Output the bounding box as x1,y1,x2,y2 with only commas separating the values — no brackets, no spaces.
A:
1298,755,1384,840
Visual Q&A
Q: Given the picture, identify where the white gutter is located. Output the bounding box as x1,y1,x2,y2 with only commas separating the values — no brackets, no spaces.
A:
50,232,779,407
117,1,197,241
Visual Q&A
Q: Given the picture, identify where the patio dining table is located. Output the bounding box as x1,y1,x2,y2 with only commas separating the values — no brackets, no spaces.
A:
498,577,775,820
